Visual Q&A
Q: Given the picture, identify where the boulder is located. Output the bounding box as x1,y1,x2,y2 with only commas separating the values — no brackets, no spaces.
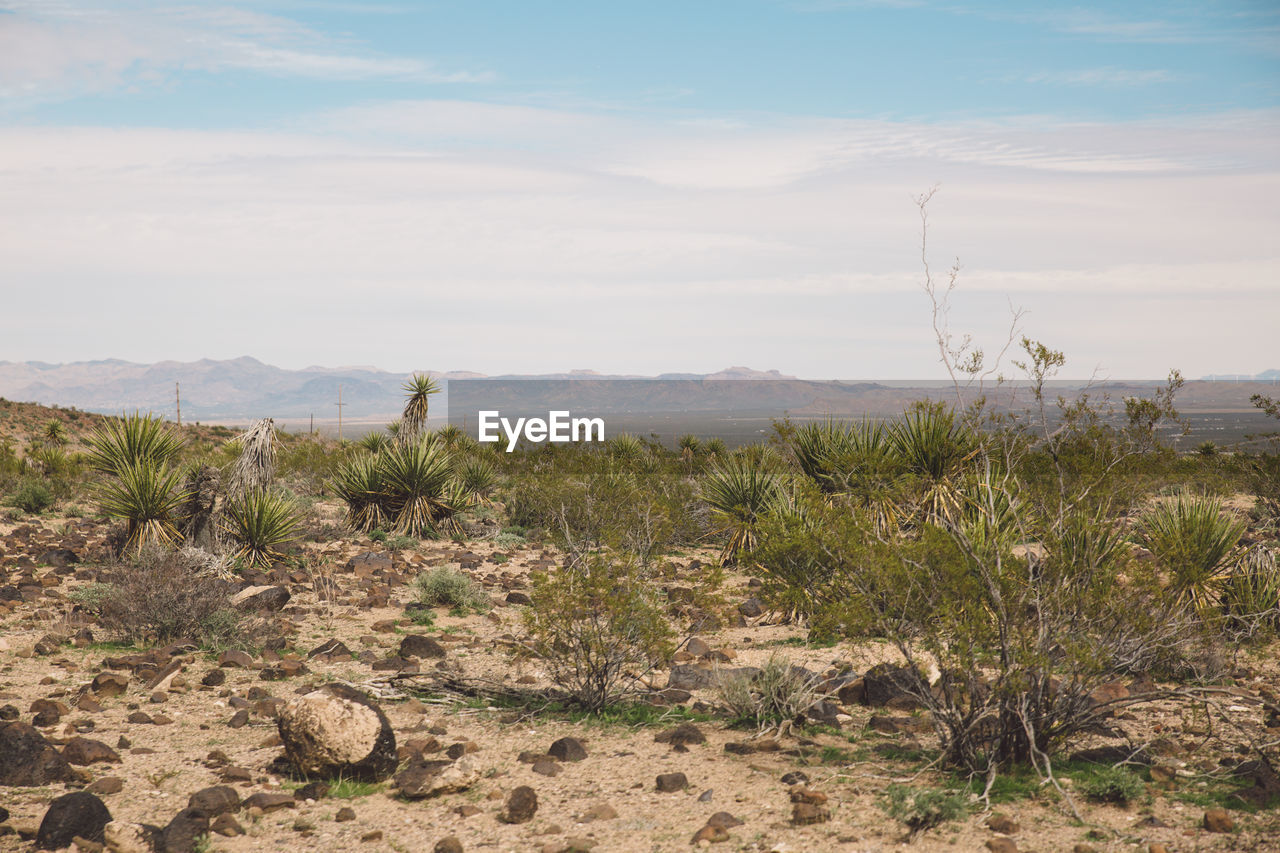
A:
36,791,112,850
399,635,446,660
61,737,121,765
0,721,77,785
276,684,398,782
548,736,587,762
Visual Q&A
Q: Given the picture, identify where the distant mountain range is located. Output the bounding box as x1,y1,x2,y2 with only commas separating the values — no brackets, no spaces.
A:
0,358,799,421
1200,369,1280,381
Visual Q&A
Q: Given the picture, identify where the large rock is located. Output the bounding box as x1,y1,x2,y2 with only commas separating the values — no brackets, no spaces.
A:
399,635,446,660
862,663,922,709
36,791,112,850
276,684,397,782
232,585,291,612
0,721,77,785
395,757,480,799
62,736,122,765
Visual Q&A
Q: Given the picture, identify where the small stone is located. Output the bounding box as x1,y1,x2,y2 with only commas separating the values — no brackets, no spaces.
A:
433,836,463,853
210,814,244,837
656,772,689,792
361,830,383,842
188,786,241,817
241,792,296,813
987,813,1020,834
86,777,123,796
294,781,329,801
61,737,121,766
692,824,729,844
201,670,226,687
548,736,587,761
90,673,129,698
335,807,356,823
399,635,446,660
578,803,617,822
501,785,538,824
160,807,209,853
227,709,249,729
790,802,829,825
531,759,561,777
1203,808,1234,833
655,723,705,747
985,840,1018,853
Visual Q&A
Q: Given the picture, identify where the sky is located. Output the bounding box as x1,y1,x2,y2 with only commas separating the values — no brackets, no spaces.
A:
1,0,1278,379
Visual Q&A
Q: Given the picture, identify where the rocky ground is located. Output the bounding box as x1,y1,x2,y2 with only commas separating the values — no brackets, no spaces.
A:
2,505,1279,853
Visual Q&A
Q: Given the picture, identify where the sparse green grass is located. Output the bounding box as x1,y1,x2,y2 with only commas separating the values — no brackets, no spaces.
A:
328,778,385,799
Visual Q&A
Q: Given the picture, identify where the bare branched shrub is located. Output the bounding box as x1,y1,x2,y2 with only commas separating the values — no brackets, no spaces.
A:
94,546,263,648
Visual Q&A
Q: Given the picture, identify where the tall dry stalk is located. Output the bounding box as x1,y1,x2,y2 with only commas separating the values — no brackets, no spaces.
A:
227,418,277,498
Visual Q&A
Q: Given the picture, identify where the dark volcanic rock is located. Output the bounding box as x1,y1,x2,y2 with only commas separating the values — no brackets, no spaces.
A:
36,791,112,850
655,772,689,792
0,721,77,785
160,807,210,853
399,635,446,660
61,737,121,765
548,736,588,762
276,684,398,782
188,786,241,817
500,786,538,824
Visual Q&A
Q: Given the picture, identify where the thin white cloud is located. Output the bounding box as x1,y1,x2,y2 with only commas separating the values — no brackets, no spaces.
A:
0,1,491,102
1022,67,1177,87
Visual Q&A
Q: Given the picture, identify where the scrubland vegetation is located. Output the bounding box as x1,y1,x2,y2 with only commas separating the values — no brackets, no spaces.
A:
2,353,1280,850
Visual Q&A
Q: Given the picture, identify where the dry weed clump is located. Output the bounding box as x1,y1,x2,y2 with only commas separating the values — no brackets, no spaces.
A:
92,546,265,648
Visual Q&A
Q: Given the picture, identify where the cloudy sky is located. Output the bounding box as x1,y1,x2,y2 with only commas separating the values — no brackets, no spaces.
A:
2,0,1277,379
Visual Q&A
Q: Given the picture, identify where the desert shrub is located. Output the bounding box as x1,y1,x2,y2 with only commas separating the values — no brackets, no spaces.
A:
6,479,54,514
717,653,828,730
276,434,351,495
1138,494,1245,612
332,456,391,534
384,534,418,551
414,566,490,612
505,449,698,561
1077,765,1145,804
752,344,1210,777
95,547,257,648
519,555,674,712
368,527,388,542
356,432,390,454
879,784,969,836
492,531,527,549
220,488,303,567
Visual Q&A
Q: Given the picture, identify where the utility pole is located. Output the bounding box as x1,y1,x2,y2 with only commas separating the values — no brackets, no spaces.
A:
336,384,345,442
175,382,181,427
309,413,314,436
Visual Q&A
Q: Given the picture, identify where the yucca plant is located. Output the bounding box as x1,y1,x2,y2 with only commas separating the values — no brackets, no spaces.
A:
357,432,391,454
1139,494,1245,613
607,433,647,467
382,438,466,538
704,437,727,460
44,419,67,445
86,412,185,475
435,423,465,450
702,450,787,565
97,460,188,552
1220,545,1280,634
399,373,441,445
221,488,303,567
330,455,391,533
890,402,976,525
790,419,858,487
457,456,498,503
677,434,700,472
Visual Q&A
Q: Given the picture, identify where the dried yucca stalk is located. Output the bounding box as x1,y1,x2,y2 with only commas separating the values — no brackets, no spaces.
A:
227,418,277,498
